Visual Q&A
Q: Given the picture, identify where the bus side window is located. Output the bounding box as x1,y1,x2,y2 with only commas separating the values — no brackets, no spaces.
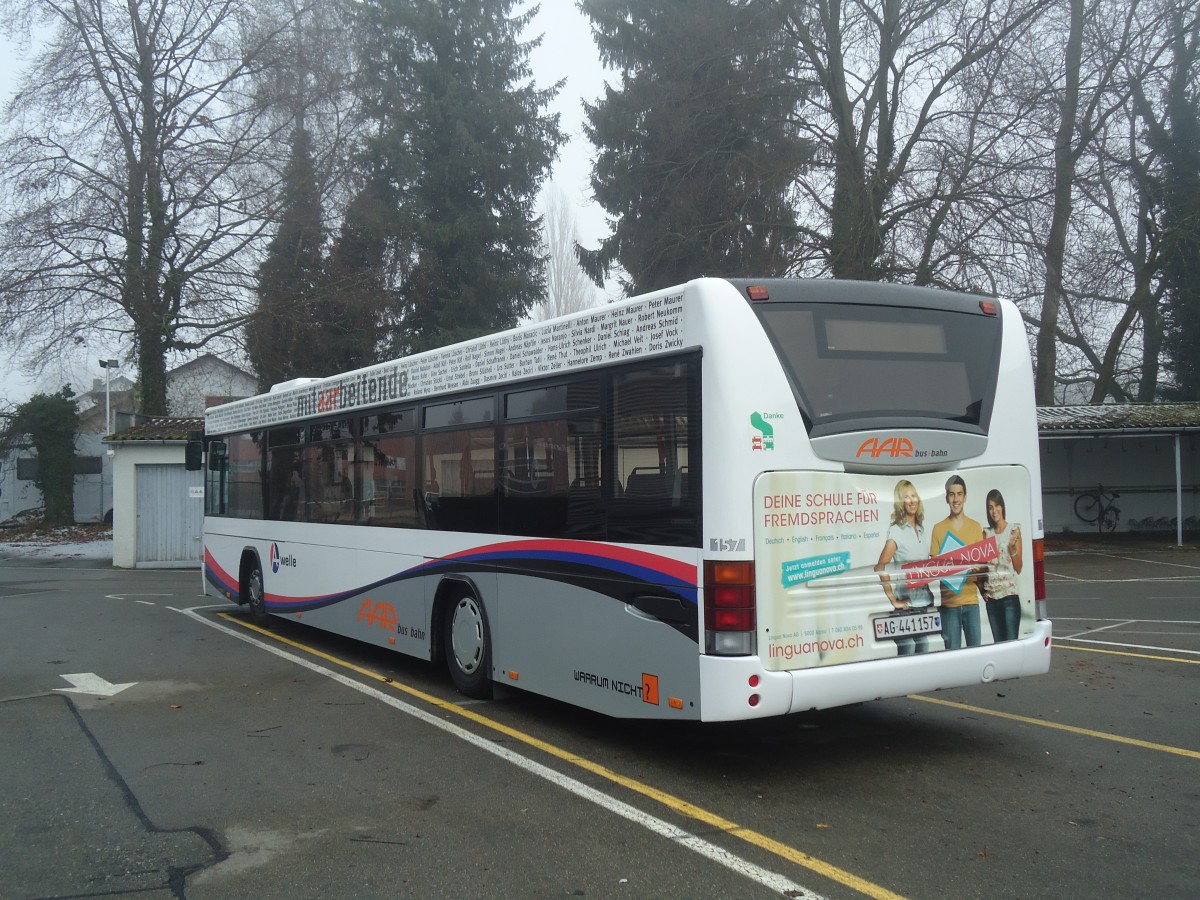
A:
422,427,497,533
360,434,417,527
608,359,699,547
268,447,302,521
204,441,228,516
499,417,604,539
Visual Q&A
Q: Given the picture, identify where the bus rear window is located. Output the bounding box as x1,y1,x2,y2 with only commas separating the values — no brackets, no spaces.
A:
755,303,1002,435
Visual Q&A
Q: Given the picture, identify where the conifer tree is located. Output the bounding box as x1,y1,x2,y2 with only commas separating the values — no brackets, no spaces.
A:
353,0,563,353
0,389,79,526
315,186,395,374
247,124,327,388
580,0,810,294
1149,7,1200,399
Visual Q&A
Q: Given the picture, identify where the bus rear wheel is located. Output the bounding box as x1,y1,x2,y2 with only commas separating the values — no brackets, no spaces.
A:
443,591,493,699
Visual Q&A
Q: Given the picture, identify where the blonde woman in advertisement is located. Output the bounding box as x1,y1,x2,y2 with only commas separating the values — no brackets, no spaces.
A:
874,480,936,655
983,488,1023,642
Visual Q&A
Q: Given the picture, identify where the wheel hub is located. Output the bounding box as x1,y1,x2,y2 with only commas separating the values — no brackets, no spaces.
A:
450,598,484,674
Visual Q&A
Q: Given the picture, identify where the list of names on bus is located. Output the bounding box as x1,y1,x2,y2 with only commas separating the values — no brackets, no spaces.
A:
208,292,686,433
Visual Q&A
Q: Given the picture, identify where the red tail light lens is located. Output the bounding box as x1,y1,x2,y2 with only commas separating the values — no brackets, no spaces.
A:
1032,538,1045,602
704,560,755,633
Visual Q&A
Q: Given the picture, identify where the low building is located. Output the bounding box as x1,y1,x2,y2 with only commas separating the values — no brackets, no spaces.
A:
105,417,204,568
1,355,253,527
166,354,259,417
1039,403,1200,542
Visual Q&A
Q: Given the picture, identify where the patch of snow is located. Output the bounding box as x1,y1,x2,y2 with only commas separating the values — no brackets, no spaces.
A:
3,538,114,560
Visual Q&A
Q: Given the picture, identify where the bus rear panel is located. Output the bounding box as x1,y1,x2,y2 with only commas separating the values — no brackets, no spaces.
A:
696,279,1049,720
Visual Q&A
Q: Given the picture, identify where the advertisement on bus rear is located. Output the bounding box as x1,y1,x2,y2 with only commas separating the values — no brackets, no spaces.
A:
754,466,1036,671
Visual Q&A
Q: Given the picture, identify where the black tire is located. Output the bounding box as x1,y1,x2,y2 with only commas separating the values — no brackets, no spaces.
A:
1074,492,1100,523
1101,508,1120,534
246,558,270,627
443,591,493,699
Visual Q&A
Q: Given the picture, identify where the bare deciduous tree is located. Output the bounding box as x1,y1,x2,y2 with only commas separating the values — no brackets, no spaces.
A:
784,0,1050,284
0,0,299,414
528,184,601,322
996,0,1175,403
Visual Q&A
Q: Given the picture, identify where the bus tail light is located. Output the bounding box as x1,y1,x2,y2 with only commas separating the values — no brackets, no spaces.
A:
1032,537,1047,617
704,560,756,656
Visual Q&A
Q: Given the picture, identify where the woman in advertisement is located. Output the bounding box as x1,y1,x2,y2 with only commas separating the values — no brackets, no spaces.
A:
874,480,936,655
983,488,1023,642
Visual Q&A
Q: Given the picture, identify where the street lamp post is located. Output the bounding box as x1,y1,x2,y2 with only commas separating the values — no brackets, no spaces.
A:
99,359,119,435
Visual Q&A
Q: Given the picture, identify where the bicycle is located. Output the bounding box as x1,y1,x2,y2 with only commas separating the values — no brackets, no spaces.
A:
1074,485,1121,533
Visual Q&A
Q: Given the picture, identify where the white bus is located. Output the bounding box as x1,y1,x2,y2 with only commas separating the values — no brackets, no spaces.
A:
201,278,1051,721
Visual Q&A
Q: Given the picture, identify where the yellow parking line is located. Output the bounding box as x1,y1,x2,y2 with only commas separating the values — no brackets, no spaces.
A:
1054,643,1200,665
910,694,1200,760
218,613,905,900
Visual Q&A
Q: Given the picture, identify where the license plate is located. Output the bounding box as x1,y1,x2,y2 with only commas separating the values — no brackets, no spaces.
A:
873,611,941,640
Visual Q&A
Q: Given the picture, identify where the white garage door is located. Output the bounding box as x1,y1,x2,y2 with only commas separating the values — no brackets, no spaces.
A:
135,464,203,566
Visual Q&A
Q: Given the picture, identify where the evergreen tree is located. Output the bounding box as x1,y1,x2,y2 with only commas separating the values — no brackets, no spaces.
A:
1150,7,1200,399
247,124,328,389
353,0,563,354
0,389,79,526
580,0,811,295
315,185,395,373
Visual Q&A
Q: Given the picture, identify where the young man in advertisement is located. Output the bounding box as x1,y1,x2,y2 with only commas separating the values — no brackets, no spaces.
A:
929,475,984,649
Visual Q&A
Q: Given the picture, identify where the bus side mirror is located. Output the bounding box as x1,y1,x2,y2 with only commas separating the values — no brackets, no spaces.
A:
185,431,204,471
207,440,228,472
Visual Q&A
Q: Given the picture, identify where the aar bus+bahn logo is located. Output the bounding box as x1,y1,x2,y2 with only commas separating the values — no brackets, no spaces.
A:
269,542,297,574
855,436,914,459
358,599,398,632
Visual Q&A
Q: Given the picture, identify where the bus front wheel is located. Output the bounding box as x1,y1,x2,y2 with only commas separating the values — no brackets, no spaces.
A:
245,558,269,627
443,591,493,700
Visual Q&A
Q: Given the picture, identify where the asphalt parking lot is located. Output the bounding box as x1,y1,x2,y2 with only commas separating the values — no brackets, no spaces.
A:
1,541,1197,899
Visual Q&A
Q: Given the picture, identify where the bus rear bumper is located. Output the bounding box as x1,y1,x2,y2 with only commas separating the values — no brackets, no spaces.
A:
699,619,1053,721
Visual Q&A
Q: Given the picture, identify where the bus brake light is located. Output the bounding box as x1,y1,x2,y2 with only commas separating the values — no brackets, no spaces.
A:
747,285,770,301
1032,538,1046,603
704,560,756,655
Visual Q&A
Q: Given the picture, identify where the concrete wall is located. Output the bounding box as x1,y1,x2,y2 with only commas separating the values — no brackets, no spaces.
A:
0,444,41,523
1039,433,1200,534
0,433,113,524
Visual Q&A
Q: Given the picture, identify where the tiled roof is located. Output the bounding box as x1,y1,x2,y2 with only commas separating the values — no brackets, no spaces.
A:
1038,403,1200,433
104,417,204,442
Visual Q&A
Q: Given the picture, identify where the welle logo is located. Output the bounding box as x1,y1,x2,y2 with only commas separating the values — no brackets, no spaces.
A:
269,542,297,574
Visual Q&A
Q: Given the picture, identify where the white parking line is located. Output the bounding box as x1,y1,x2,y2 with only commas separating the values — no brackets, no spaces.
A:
173,605,825,900
1057,637,1200,657
1054,617,1200,626
1047,575,1200,583
1062,619,1134,639
1100,554,1200,571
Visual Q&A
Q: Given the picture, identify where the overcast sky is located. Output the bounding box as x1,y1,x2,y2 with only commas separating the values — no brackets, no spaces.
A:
530,2,609,249
0,2,609,406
